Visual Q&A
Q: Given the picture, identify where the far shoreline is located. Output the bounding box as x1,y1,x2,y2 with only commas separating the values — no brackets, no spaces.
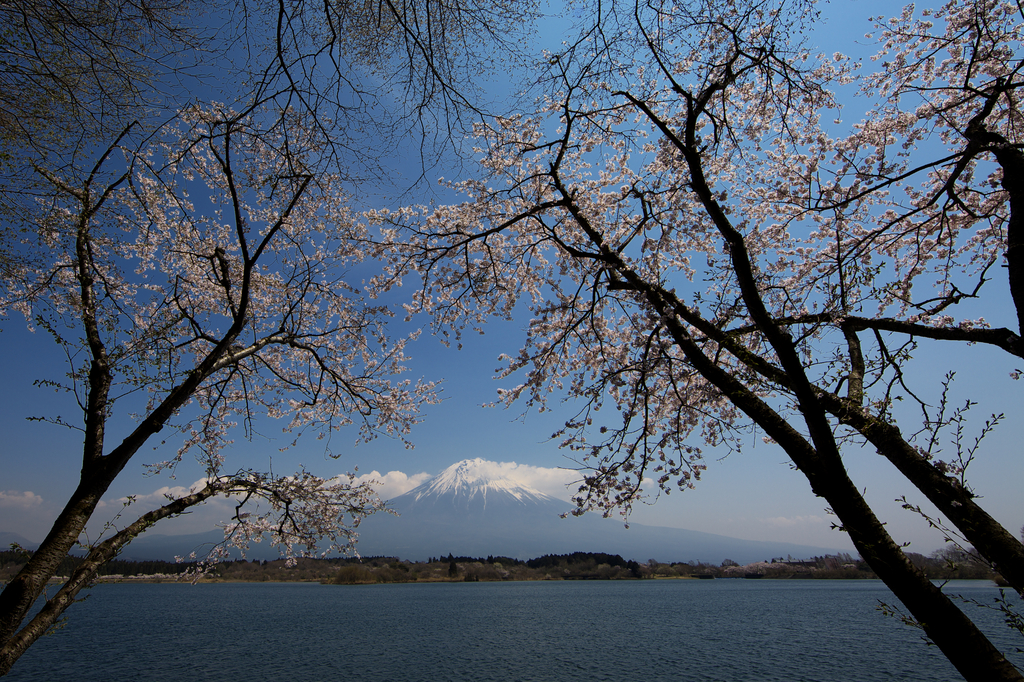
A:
4,549,1004,586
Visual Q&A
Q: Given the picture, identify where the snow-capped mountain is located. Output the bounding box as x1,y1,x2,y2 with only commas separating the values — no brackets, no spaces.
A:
112,458,846,563
351,458,845,563
392,458,560,513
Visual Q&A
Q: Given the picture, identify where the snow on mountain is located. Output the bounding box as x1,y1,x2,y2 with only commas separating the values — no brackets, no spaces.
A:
396,458,559,510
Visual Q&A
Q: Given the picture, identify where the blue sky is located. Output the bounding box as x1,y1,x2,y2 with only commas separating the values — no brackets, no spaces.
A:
1,0,1021,559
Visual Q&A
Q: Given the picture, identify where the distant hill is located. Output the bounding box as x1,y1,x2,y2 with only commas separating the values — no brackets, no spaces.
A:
0,532,36,551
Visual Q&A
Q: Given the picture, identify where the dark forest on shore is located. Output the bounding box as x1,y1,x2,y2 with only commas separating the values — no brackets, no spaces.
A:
1,547,1003,585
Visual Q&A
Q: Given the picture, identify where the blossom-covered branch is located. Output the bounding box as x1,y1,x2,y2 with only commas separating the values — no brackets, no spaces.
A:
374,0,1024,678
0,105,435,675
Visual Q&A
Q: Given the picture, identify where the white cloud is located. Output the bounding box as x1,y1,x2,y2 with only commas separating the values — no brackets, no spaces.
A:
122,483,199,506
0,490,44,509
96,478,213,512
761,515,826,528
485,461,578,499
353,470,432,499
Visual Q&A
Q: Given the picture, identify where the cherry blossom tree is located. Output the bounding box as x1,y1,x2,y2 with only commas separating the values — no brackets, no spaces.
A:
0,103,442,674
0,0,538,674
0,0,540,312
374,0,1024,678
0,0,534,164
0,0,193,148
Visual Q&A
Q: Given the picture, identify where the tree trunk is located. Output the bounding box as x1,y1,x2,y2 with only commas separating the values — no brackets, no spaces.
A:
803,453,1023,681
0,482,219,675
0,469,111,650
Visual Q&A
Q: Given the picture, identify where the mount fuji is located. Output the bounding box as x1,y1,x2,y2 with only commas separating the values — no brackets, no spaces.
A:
108,458,845,563
352,458,845,563
389,458,563,515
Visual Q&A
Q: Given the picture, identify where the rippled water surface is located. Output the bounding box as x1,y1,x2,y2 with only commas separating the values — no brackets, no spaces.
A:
7,579,1022,681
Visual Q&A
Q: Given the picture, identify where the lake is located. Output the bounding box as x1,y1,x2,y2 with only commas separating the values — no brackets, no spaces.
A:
6,579,1022,681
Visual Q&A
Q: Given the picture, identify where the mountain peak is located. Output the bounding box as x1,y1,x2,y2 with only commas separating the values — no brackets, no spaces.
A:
395,458,558,510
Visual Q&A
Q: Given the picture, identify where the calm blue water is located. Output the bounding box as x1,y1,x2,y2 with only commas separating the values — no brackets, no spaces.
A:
6,579,1022,681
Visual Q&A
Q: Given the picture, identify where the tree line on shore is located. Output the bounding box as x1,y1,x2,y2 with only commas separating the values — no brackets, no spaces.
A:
1,547,1002,585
